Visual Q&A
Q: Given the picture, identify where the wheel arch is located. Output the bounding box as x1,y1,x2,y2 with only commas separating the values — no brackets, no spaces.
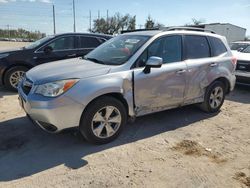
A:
2,63,32,85
81,92,130,120
211,77,231,94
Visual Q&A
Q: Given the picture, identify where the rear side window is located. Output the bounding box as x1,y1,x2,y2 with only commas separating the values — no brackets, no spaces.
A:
79,36,101,48
209,37,227,56
184,35,210,59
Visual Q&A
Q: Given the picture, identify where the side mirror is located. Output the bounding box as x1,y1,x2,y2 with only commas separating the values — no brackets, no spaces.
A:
143,56,163,74
44,46,53,54
237,47,244,52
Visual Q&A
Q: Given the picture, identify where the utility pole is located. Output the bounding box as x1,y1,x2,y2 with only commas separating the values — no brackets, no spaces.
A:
7,24,10,39
53,4,56,34
73,0,76,32
106,9,109,22
89,10,92,32
98,10,100,20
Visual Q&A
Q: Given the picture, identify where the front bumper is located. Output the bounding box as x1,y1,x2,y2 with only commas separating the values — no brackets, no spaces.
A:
235,71,250,84
18,84,85,133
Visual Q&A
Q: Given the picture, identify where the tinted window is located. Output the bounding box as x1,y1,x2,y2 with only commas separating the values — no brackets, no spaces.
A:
79,36,100,48
97,38,107,43
209,37,227,56
243,46,250,53
47,36,75,50
184,35,210,59
137,35,182,67
230,43,250,51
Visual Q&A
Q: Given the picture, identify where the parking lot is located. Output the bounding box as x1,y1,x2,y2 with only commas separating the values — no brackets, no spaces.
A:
0,82,250,187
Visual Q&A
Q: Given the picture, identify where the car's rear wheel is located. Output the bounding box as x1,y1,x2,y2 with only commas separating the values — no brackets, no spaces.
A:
4,66,28,91
199,81,226,113
79,96,127,144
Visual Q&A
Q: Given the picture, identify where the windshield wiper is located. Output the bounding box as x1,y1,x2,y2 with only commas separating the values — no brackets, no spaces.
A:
84,57,106,65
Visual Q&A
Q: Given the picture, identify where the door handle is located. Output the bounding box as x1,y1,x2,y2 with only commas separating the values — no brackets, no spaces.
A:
210,63,218,67
176,69,186,74
68,54,77,57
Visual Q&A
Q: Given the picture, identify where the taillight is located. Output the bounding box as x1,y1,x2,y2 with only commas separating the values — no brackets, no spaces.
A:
231,57,237,66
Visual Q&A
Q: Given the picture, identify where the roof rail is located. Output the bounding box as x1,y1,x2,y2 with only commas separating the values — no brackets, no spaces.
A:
121,28,160,34
163,27,216,34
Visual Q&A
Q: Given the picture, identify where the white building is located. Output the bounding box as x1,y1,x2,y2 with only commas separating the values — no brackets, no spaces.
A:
197,23,246,43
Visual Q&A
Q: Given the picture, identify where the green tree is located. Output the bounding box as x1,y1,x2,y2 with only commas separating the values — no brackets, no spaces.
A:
91,13,136,35
145,16,155,29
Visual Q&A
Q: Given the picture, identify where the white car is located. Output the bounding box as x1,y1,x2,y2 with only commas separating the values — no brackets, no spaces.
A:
230,41,250,84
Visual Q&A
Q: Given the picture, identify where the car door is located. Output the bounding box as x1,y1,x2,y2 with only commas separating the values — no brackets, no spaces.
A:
76,36,103,57
133,35,187,116
182,35,213,102
33,36,78,64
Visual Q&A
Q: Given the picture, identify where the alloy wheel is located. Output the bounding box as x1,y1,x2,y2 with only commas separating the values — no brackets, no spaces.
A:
9,70,25,88
91,106,122,139
209,86,224,109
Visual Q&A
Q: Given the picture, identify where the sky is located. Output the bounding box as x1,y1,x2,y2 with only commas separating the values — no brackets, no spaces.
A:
0,0,250,35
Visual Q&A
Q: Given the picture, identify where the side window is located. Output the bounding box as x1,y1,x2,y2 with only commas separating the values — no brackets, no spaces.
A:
97,38,107,44
209,37,227,56
79,36,101,48
47,36,75,51
136,35,182,67
184,35,210,59
162,36,182,63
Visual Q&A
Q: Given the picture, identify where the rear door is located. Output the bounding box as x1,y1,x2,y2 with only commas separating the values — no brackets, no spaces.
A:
183,35,213,102
133,35,187,115
34,36,78,64
76,36,103,57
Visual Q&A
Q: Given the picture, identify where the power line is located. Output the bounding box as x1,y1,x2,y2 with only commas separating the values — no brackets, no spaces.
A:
73,0,76,32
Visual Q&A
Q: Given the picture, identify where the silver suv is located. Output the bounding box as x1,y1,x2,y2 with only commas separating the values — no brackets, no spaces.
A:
18,27,236,144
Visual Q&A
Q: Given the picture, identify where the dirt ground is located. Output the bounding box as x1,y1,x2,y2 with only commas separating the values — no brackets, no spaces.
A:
0,42,250,188
0,41,30,50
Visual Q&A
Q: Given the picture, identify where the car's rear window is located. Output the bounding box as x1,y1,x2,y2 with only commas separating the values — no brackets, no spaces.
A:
230,43,250,51
209,37,227,56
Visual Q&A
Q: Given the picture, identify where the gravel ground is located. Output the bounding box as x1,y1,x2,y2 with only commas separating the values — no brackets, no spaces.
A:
0,42,250,188
0,85,249,188
0,41,29,50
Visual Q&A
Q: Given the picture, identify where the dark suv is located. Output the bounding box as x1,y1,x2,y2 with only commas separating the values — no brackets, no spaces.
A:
0,33,112,90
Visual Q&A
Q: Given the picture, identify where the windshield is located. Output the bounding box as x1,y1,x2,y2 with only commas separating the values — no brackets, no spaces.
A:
242,46,250,53
85,35,150,65
230,43,250,51
24,36,55,49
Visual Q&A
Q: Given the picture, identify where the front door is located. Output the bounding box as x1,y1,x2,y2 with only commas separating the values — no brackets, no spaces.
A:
33,36,78,65
133,35,187,116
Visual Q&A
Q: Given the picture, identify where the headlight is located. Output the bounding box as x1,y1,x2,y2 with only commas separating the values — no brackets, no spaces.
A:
35,79,79,97
0,53,9,59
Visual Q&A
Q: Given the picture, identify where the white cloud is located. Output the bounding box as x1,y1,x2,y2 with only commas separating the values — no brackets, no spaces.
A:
0,0,16,3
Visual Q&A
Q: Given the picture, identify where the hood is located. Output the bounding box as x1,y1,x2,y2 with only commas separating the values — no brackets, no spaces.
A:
26,58,111,85
232,51,250,61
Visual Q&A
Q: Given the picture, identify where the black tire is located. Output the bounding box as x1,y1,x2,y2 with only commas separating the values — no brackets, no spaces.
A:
199,81,226,113
4,66,28,91
79,96,127,144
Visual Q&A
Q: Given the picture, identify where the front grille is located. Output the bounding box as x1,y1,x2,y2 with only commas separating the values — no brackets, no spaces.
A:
236,60,250,72
21,76,33,95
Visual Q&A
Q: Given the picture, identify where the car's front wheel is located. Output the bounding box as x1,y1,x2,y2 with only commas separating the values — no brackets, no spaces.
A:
79,96,127,144
4,66,28,91
199,81,226,113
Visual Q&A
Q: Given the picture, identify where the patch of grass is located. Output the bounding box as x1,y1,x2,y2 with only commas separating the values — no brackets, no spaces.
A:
234,172,250,187
172,140,227,164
